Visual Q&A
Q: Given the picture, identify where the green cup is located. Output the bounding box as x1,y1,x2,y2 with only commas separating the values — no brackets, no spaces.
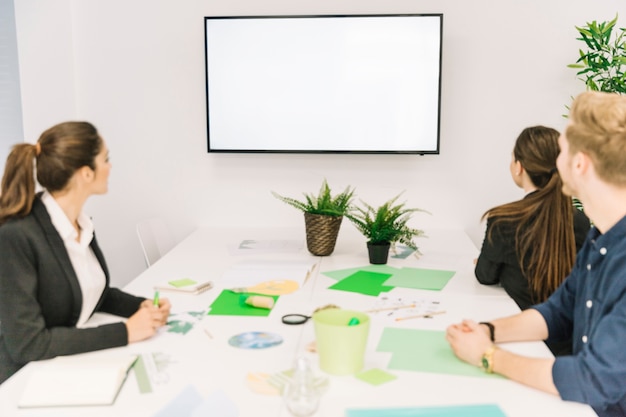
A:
312,309,370,375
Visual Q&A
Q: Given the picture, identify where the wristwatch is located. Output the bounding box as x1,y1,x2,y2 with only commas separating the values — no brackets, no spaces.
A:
481,345,497,373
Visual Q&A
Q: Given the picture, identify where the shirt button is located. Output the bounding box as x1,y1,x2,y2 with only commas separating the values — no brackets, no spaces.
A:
600,247,607,255
586,300,593,308
582,335,588,343
587,264,591,270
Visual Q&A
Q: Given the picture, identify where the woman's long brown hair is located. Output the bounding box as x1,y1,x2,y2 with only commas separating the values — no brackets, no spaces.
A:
0,121,101,225
484,126,577,303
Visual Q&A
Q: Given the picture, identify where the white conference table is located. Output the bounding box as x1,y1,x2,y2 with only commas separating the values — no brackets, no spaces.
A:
0,226,596,417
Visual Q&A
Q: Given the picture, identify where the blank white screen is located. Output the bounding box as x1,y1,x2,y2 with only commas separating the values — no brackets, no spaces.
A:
205,15,442,153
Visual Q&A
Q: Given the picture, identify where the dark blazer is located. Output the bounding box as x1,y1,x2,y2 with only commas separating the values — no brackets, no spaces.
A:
0,194,145,384
475,207,590,311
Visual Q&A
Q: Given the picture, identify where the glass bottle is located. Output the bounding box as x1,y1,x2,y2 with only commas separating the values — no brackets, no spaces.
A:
283,356,320,417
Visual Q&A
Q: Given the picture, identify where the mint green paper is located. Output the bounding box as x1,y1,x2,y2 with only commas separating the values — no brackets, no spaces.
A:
313,309,370,375
328,271,394,296
207,290,277,317
168,278,197,288
355,368,397,386
322,265,401,281
133,355,152,393
383,267,456,291
346,404,507,417
377,328,500,378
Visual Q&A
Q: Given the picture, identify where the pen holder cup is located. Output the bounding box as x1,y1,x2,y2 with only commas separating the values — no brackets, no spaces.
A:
312,309,370,375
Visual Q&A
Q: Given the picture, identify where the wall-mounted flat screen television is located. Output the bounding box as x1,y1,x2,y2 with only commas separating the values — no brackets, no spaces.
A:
204,14,443,154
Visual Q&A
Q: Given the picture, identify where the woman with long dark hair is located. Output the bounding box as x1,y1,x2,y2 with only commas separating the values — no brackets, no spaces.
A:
0,121,171,384
475,126,590,354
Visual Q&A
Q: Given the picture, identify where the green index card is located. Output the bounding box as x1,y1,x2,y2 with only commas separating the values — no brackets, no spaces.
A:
168,278,197,288
328,270,394,296
355,368,397,386
207,290,278,317
383,267,456,291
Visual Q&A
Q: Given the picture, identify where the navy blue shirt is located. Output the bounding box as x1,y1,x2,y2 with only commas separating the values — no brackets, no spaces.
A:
534,215,626,417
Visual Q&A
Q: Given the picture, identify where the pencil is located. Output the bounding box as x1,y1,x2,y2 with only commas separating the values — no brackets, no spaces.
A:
153,290,160,307
365,303,416,313
395,310,446,321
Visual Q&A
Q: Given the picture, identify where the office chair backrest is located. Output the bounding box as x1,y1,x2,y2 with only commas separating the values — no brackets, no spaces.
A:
136,218,175,267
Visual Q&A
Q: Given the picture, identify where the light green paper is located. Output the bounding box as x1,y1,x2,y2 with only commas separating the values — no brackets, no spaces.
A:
133,355,152,393
346,404,507,417
322,265,401,281
168,278,197,288
383,267,456,291
207,290,278,317
327,271,394,296
355,368,397,386
377,328,500,379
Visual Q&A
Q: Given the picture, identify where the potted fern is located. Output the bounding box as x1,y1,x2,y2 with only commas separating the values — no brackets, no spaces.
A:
272,179,355,256
346,194,428,264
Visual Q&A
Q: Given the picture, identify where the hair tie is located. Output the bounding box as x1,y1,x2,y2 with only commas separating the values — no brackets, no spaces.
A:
549,167,558,176
34,143,41,157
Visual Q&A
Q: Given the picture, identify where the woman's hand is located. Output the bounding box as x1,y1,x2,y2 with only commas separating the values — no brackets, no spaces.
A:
126,298,172,343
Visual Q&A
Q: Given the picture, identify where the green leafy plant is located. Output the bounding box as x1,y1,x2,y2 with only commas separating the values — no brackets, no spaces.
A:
272,179,355,217
346,193,428,250
568,14,626,94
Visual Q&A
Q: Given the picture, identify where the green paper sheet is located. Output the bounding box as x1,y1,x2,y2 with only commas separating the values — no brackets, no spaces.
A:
328,270,394,296
383,267,456,291
377,328,500,378
133,356,152,393
355,368,397,386
346,404,507,417
207,290,278,317
168,278,197,288
323,265,401,281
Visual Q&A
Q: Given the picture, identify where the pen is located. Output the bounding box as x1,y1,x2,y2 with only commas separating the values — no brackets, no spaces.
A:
395,310,446,322
365,303,416,313
153,290,160,307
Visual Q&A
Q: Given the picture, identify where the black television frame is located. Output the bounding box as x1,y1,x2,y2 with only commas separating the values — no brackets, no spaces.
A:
204,14,443,154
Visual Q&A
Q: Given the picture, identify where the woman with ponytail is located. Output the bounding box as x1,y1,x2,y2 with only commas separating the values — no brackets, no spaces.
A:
0,121,171,384
475,126,590,355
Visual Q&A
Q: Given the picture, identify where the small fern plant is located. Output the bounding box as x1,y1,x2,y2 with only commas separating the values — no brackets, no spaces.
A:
346,194,429,250
272,179,355,217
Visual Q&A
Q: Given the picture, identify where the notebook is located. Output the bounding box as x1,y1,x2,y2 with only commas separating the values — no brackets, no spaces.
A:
154,279,213,294
18,354,138,408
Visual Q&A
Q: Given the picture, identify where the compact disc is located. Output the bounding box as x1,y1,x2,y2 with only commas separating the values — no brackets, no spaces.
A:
228,332,283,349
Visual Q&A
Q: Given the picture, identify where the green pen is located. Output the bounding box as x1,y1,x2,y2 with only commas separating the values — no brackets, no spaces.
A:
153,290,160,307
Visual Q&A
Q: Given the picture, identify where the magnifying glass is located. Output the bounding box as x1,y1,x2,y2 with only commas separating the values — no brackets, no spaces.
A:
281,314,312,325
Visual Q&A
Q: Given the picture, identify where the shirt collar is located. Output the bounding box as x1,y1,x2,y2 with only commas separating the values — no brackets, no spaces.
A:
590,214,626,246
41,191,94,245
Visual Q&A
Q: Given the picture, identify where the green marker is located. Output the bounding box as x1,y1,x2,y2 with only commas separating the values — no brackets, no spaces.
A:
153,290,160,307
348,317,360,326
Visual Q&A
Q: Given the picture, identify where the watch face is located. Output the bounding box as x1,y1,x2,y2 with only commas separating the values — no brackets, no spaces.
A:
481,356,489,370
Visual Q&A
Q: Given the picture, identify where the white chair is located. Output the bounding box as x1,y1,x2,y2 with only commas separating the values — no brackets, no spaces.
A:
136,218,176,267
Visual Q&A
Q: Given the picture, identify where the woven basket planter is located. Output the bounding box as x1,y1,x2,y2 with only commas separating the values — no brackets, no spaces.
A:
304,212,343,256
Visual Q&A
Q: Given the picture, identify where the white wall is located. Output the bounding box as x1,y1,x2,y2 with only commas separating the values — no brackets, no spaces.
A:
13,0,626,287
